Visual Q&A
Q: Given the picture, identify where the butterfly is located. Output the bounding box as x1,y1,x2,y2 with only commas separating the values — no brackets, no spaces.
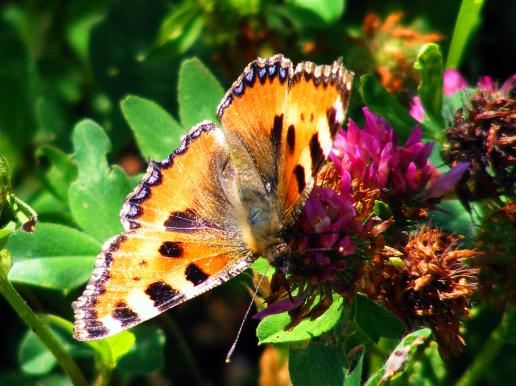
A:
72,54,353,341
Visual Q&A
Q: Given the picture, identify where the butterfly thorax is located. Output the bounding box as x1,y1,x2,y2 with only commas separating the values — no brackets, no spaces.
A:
237,184,285,257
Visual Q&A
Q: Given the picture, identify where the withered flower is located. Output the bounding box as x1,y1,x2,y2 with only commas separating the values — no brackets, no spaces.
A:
442,75,516,207
364,227,479,356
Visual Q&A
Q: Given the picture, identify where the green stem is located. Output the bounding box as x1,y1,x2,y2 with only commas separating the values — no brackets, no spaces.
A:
455,318,505,386
93,364,112,386
0,272,88,386
160,314,206,386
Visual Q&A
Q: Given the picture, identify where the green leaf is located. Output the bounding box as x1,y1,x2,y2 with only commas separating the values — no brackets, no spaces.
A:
18,329,58,375
359,75,417,144
119,325,166,374
257,295,344,344
251,256,275,277
289,342,346,386
373,200,392,220
35,145,78,204
344,350,364,386
44,315,136,371
6,223,101,291
446,0,486,69
121,95,183,160
19,315,91,376
285,0,346,27
365,328,432,386
351,294,405,343
414,44,445,138
155,2,202,49
7,223,100,291
178,58,224,129
87,331,136,369
68,119,131,242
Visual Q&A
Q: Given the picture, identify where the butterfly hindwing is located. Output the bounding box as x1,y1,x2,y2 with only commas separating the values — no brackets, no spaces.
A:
73,122,253,340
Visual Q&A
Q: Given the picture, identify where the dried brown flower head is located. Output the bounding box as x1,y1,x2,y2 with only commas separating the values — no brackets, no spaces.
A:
443,77,516,206
364,227,479,357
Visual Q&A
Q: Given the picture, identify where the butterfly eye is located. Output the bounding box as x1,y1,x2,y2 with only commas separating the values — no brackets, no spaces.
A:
248,208,264,226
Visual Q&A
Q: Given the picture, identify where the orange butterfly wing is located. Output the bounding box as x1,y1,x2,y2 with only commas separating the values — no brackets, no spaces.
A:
72,122,253,340
218,55,353,224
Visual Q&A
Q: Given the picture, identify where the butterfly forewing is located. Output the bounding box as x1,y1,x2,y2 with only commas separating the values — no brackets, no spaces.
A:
72,122,253,341
280,60,353,221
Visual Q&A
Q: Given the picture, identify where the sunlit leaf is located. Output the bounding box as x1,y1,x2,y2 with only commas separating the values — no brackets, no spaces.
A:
178,57,224,129
446,0,486,69
68,119,131,242
257,295,344,344
121,95,183,160
7,223,99,291
414,44,445,139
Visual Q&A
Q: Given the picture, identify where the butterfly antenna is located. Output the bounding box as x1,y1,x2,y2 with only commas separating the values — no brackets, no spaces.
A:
225,263,270,364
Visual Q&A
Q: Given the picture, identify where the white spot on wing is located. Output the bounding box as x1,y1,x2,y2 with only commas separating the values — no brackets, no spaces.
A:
334,99,345,125
100,315,123,333
127,291,160,319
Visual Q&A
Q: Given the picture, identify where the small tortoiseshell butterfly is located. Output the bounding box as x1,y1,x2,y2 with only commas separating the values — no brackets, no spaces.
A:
73,54,353,340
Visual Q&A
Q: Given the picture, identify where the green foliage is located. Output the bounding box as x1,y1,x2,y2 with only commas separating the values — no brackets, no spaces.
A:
351,294,405,343
359,75,417,143
68,120,131,242
257,295,344,344
7,223,99,291
446,0,486,69
178,57,224,129
365,329,433,386
289,342,347,386
121,95,183,161
285,0,346,27
414,44,445,138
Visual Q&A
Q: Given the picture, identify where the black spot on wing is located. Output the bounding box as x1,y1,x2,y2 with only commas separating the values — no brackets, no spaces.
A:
84,320,109,339
145,281,182,309
294,165,306,193
159,241,183,258
271,114,283,154
112,301,140,327
287,125,295,153
309,133,324,174
164,209,201,231
327,107,340,134
185,263,209,286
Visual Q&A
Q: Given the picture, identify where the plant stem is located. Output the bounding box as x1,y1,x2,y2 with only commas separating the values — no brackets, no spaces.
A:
0,272,88,386
160,314,206,386
455,318,505,386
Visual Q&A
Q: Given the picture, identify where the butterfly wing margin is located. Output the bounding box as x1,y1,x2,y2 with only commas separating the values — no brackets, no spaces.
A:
73,121,255,340
73,229,254,341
